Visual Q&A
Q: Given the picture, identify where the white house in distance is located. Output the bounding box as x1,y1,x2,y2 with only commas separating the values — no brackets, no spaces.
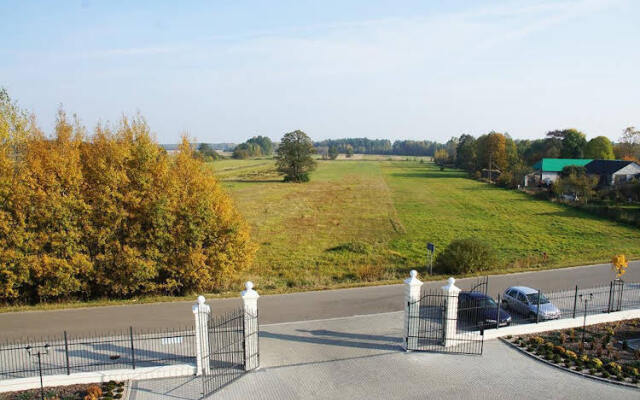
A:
585,160,640,186
531,158,593,185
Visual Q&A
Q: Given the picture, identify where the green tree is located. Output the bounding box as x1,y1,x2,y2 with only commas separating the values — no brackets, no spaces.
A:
195,143,223,161
547,129,587,158
328,145,339,160
584,136,615,159
455,134,477,172
275,130,317,182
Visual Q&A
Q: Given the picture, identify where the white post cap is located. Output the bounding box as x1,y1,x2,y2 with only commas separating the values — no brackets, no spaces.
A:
242,281,259,298
192,295,211,313
404,269,422,285
442,277,460,292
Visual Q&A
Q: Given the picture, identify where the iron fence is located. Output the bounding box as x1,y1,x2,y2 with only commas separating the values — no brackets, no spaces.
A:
485,280,640,330
0,325,196,380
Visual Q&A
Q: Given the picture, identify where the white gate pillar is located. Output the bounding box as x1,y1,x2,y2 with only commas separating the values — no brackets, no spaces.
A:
192,295,211,375
241,281,260,371
442,277,461,348
403,270,423,350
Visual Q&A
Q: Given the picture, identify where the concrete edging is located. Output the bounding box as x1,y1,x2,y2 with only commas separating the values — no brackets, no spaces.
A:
0,364,196,393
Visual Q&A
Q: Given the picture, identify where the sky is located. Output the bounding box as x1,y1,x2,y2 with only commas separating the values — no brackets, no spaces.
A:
1,0,639,144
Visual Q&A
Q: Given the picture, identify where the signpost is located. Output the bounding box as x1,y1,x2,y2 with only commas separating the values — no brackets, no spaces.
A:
427,242,435,275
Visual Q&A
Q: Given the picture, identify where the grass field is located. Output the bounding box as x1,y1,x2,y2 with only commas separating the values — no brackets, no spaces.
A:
4,158,638,312
212,159,640,292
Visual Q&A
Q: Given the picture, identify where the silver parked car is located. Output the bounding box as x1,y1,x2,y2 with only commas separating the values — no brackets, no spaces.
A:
502,286,560,320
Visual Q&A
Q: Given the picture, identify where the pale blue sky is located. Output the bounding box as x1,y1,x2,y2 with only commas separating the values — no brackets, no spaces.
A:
1,0,638,143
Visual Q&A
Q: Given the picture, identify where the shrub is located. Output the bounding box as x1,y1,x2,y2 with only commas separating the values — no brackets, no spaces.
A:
601,370,610,378
544,342,554,351
530,336,545,345
553,354,562,363
434,238,496,274
607,362,622,375
545,352,554,360
86,385,102,398
591,358,603,369
565,350,577,360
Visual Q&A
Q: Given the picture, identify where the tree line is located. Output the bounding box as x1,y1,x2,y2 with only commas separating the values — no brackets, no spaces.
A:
314,138,444,157
0,89,255,304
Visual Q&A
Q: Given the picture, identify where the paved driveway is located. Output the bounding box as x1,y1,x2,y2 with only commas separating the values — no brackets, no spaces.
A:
130,312,639,399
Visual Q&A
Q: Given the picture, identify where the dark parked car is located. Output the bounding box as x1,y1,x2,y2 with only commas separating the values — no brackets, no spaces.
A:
458,292,511,328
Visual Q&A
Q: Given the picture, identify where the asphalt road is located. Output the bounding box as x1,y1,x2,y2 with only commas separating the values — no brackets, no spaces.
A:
0,261,638,339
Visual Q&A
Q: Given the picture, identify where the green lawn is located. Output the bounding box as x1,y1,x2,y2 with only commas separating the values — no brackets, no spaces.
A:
384,162,640,270
217,159,640,292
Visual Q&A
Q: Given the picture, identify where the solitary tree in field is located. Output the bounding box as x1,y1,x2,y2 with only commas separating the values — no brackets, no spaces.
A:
275,130,316,182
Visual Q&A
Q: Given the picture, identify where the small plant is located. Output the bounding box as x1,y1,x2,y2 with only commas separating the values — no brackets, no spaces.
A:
591,357,603,370
530,336,545,345
86,385,102,398
589,368,596,375
607,361,622,375
566,350,578,360
602,370,610,379
554,345,566,355
553,354,562,363
545,341,554,351
545,352,554,360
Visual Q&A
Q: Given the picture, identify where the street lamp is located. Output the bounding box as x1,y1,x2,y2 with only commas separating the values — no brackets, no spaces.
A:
578,293,593,352
26,344,49,400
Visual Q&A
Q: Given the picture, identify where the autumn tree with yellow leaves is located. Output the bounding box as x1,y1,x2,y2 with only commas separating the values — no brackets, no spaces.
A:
0,89,255,303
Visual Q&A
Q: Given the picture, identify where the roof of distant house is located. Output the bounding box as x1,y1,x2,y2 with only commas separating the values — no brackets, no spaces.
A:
532,158,593,172
585,159,637,175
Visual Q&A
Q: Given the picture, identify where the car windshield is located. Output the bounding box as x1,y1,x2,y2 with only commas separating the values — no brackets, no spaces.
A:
481,297,497,308
526,293,550,304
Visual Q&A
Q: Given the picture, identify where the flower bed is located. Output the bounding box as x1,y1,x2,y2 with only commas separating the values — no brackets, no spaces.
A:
507,318,640,387
0,380,126,400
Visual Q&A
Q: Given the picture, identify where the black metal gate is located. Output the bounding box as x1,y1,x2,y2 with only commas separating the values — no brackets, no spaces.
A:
199,308,258,398
406,278,487,355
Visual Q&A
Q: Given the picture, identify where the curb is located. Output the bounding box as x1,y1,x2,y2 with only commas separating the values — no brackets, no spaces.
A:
499,337,640,390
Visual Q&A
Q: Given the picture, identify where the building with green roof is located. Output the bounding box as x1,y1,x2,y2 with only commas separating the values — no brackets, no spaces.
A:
532,158,592,184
